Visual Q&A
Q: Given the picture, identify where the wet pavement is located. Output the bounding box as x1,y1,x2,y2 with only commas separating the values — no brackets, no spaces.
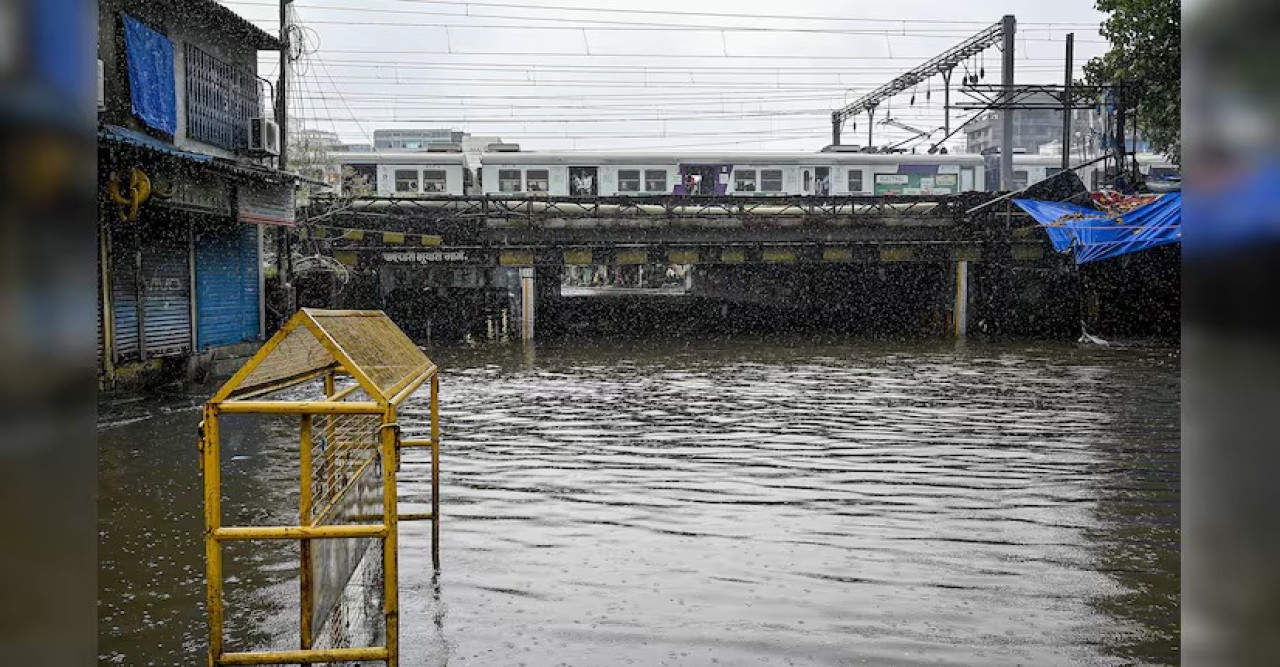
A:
99,337,1179,666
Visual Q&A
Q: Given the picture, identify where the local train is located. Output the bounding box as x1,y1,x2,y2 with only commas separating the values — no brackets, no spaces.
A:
330,147,1177,198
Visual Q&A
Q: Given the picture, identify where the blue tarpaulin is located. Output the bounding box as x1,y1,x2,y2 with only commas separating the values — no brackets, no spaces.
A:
1013,193,1182,264
122,15,176,135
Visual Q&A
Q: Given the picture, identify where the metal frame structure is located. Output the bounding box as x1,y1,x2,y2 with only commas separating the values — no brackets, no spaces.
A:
831,16,1012,147
201,308,440,667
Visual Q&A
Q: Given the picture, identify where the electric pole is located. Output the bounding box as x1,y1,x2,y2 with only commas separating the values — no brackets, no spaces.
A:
1061,33,1074,171
278,0,291,171
999,14,1016,190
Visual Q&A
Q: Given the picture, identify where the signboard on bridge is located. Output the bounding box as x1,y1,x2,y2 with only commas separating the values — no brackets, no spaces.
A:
874,173,959,196
382,250,468,264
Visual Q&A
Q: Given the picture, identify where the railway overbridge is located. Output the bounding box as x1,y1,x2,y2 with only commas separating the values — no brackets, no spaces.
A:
293,193,1070,341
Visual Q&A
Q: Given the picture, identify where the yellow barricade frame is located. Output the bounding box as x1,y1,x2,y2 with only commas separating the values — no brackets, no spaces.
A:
200,309,440,667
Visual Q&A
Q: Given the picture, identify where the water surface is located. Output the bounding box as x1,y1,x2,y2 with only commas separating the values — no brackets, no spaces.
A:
99,338,1179,666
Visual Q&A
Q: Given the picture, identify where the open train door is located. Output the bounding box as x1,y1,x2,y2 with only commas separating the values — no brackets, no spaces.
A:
677,163,731,195
568,166,598,196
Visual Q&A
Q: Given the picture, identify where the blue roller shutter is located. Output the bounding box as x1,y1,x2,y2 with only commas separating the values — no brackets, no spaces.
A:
195,221,261,349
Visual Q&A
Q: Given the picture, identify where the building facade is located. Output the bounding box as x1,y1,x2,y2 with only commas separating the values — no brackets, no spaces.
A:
97,0,294,387
373,128,466,151
965,96,1152,157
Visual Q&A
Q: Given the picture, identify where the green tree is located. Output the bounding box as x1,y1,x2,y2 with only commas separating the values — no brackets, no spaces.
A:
1085,0,1181,163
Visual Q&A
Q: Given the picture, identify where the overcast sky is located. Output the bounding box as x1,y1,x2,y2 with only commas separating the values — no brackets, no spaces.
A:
218,0,1109,152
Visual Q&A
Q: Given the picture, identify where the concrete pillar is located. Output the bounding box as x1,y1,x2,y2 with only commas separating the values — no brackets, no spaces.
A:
953,260,970,338
519,267,535,342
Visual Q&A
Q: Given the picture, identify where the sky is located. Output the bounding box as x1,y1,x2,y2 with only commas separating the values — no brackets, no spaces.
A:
218,0,1110,153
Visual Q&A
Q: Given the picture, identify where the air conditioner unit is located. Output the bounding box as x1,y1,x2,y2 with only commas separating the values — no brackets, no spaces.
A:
97,59,105,112
249,117,280,156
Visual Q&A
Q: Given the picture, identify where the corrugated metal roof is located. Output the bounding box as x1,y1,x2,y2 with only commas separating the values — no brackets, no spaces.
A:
99,124,299,184
99,124,213,162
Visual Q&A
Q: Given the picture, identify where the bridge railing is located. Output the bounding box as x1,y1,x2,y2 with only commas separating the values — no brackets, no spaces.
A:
304,193,997,225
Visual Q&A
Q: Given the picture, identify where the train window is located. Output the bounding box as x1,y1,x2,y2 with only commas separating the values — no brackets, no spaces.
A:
735,170,757,192
847,169,863,193
394,169,419,193
1013,170,1029,190
527,169,549,192
499,169,522,192
422,170,447,193
645,170,667,192
761,170,783,192
618,170,641,192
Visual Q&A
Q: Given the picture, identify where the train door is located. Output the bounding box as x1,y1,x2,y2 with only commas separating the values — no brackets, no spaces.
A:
678,164,729,195
569,166,598,196
803,167,831,195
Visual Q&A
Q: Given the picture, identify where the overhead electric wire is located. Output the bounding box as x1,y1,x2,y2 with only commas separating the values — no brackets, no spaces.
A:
224,6,1106,41
224,0,1099,29
312,48,1083,61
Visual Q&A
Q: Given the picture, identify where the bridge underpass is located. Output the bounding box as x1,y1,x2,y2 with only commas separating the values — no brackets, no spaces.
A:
294,194,1078,342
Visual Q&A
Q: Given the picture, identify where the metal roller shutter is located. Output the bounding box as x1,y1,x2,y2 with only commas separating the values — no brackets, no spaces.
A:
196,221,261,349
111,230,141,361
139,224,193,358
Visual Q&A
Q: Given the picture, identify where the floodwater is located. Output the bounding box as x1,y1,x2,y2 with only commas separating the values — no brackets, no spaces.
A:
98,337,1179,666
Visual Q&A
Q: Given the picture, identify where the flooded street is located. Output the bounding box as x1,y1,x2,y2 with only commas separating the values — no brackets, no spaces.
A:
99,338,1179,666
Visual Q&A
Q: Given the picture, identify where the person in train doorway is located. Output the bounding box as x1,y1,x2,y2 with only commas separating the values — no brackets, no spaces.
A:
686,172,702,195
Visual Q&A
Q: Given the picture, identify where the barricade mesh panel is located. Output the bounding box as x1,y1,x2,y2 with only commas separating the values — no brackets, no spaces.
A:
309,313,430,395
238,325,333,391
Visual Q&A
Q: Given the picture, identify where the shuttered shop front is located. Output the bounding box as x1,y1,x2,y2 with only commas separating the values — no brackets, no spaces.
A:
195,220,261,348
139,222,193,357
109,226,141,361
107,215,193,361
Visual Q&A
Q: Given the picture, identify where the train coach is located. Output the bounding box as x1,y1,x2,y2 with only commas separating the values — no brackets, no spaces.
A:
332,149,470,196
984,152,1181,192
475,151,987,197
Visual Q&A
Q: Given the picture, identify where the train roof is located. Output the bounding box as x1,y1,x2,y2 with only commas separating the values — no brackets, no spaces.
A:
477,151,986,166
331,151,468,165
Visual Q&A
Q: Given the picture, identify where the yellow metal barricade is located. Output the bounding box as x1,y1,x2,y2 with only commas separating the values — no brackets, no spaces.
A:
200,309,441,667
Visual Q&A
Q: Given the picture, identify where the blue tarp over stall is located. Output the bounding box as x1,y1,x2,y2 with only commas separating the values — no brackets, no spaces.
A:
1013,193,1182,264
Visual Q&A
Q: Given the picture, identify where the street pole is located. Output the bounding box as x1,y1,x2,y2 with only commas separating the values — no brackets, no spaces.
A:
1061,33,1074,171
999,14,1016,190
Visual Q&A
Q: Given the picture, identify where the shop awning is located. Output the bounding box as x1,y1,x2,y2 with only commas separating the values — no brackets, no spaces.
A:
99,124,212,163
1013,193,1182,264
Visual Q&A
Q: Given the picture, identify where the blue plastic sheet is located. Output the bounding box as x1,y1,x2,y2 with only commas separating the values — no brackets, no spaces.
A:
1013,193,1182,264
122,15,176,135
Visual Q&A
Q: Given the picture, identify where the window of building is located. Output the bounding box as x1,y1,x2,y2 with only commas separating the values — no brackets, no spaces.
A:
422,169,447,193
644,170,667,192
847,169,863,193
735,170,757,192
499,169,522,192
526,169,550,192
618,170,641,192
184,43,260,151
395,169,420,193
761,169,783,192
403,141,422,149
